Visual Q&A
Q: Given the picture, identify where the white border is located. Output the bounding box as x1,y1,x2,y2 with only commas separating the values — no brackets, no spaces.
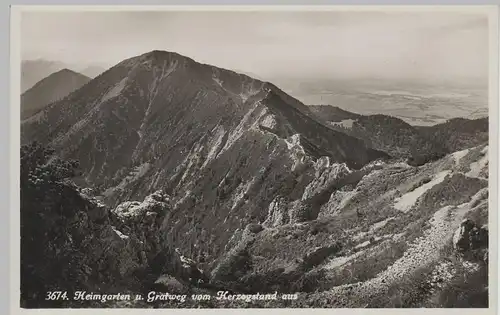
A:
9,5,500,315
9,4,500,12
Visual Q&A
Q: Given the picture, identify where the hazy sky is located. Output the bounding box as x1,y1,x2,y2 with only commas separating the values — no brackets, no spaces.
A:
20,10,489,82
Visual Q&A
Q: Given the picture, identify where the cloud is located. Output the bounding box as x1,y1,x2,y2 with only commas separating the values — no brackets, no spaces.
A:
20,10,489,82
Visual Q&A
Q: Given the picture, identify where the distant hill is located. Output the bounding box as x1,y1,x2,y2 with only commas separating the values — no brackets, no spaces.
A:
21,59,106,92
309,105,488,166
21,59,67,93
21,69,91,120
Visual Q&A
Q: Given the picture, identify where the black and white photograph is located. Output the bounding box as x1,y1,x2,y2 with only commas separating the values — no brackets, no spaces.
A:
15,5,497,310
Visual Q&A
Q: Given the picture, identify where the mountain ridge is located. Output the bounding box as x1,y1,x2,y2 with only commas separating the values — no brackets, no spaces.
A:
21,49,391,277
21,49,387,177
309,105,488,166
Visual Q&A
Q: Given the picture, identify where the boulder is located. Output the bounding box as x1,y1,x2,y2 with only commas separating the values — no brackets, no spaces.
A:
453,219,489,253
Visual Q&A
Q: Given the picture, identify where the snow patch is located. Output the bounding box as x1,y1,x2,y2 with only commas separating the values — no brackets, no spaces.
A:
331,119,356,129
466,146,488,178
393,170,451,212
101,77,127,103
450,148,470,165
202,125,226,168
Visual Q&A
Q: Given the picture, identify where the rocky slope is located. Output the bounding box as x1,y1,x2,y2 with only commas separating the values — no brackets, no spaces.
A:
205,142,489,308
21,142,209,308
21,69,91,120
21,138,488,308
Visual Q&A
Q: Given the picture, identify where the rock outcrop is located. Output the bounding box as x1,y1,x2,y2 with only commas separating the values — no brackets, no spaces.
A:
453,219,489,262
20,143,207,308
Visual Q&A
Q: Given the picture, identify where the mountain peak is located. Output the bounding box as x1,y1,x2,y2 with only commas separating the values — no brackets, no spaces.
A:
134,50,196,65
37,68,90,85
140,49,176,60
53,68,80,76
142,49,177,58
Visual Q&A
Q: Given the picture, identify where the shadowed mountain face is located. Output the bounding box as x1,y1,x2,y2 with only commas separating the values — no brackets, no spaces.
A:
416,118,489,153
21,50,388,268
21,69,91,120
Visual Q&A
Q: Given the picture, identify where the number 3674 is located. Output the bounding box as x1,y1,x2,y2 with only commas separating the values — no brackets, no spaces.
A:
45,291,68,301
